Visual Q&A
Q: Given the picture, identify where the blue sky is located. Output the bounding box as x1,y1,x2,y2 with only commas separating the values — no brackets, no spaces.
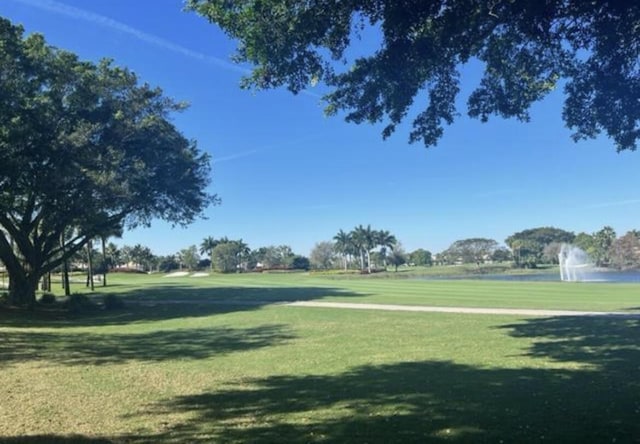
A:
2,0,639,257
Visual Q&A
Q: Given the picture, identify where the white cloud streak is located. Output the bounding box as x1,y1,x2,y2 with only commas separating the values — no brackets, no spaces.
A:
8,0,326,100
474,189,523,198
213,149,259,164
8,0,248,74
581,199,640,209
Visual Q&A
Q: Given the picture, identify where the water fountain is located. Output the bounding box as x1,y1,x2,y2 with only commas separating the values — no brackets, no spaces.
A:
558,244,593,282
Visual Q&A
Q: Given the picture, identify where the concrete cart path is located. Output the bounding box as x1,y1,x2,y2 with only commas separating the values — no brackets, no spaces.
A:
286,301,640,317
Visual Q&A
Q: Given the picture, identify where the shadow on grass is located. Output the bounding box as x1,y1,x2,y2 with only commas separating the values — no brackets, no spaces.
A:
8,314,637,443
2,310,639,442
501,315,640,373
0,285,365,327
0,324,295,367
0,437,112,443
130,315,640,443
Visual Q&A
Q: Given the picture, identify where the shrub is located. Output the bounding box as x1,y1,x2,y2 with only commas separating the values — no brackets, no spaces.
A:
103,294,125,310
113,267,147,274
64,293,98,313
0,292,8,306
39,292,56,304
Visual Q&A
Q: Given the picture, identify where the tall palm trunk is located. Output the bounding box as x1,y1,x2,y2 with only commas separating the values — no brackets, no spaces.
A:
86,240,94,291
60,233,71,296
101,236,108,287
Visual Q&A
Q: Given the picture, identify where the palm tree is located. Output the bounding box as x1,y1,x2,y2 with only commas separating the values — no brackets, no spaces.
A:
352,225,376,273
105,243,121,269
233,239,251,271
85,239,95,291
375,229,397,269
60,226,76,296
350,226,365,272
333,229,352,271
99,223,123,287
200,236,220,271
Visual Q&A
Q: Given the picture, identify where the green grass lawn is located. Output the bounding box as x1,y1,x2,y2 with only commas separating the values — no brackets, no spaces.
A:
90,271,640,312
1,273,639,442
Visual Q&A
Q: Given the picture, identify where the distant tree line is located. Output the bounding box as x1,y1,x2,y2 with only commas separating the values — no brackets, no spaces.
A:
315,225,639,271
11,225,637,290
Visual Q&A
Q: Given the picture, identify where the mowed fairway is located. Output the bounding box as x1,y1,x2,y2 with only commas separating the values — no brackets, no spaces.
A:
1,273,639,443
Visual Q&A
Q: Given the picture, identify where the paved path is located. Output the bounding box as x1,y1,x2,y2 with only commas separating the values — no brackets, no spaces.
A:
135,298,639,317
286,301,640,317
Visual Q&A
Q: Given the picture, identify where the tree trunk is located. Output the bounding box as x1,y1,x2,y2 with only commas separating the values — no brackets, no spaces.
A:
8,272,39,308
101,236,107,287
41,273,51,291
366,250,372,273
86,241,94,291
59,233,71,296
63,261,71,296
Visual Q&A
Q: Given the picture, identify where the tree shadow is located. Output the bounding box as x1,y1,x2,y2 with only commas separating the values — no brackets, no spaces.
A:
501,315,640,373
0,436,111,443
124,315,640,442
0,285,366,327
122,283,366,305
0,323,294,367
2,315,639,442
121,356,639,443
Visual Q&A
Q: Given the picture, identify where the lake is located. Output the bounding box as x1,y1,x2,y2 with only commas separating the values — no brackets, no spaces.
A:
416,270,640,283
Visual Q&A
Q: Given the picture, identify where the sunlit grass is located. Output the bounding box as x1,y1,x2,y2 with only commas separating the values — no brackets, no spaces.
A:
84,271,640,312
1,273,639,442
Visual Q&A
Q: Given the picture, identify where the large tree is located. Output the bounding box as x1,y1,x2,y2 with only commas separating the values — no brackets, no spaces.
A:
387,244,407,272
0,20,216,306
310,241,336,270
442,238,499,265
252,245,294,269
592,226,617,267
179,245,201,271
409,248,432,267
506,227,574,268
610,231,640,270
188,0,640,151
211,242,242,272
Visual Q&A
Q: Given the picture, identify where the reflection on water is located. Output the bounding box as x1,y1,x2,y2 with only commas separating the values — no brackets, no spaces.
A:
416,271,640,283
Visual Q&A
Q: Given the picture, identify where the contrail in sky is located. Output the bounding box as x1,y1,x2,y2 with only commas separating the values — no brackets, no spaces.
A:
213,150,259,164
8,0,247,74
582,199,640,209
8,0,324,98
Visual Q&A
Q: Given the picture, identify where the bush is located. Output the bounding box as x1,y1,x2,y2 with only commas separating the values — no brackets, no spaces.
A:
103,294,125,310
64,293,98,313
39,292,56,304
113,267,147,274
0,292,8,306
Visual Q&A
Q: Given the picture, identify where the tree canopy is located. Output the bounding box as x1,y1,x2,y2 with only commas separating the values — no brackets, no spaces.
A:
442,238,499,264
506,226,574,268
188,0,640,151
0,19,216,305
409,248,432,267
